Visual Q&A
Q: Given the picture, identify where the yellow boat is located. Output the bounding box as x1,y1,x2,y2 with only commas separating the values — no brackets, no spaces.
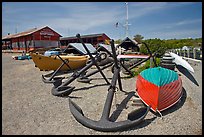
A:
30,52,89,71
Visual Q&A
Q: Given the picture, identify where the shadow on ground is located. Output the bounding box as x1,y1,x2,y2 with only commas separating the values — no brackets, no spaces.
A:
108,91,157,132
176,65,199,86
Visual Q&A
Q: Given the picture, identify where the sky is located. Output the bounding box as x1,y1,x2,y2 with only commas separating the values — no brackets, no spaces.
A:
2,2,202,40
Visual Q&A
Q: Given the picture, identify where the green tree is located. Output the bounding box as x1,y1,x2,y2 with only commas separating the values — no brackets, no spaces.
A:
114,39,122,44
140,38,166,56
133,34,144,44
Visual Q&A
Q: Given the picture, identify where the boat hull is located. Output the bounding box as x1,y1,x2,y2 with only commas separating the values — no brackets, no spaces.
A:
136,67,183,112
170,52,194,73
30,53,88,71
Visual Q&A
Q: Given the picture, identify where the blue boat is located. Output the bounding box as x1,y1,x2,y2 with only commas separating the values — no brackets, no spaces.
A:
12,54,32,60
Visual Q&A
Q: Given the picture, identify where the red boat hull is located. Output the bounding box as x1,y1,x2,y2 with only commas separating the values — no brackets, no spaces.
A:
136,74,183,112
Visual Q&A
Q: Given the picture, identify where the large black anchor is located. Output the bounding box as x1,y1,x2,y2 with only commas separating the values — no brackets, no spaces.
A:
51,34,114,96
69,39,150,132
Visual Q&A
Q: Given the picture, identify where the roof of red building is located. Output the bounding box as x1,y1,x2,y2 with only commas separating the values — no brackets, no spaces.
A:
60,33,110,40
2,26,62,40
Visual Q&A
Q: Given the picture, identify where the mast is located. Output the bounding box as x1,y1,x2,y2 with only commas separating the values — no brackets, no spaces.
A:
124,2,130,37
115,2,131,39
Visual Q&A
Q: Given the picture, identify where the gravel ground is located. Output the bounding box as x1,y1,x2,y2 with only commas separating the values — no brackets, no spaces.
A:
2,53,202,135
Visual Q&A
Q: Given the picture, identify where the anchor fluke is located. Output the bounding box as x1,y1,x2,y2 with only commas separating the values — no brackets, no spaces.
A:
69,98,150,132
42,74,65,83
77,77,92,83
52,86,75,96
52,78,63,88
128,106,150,121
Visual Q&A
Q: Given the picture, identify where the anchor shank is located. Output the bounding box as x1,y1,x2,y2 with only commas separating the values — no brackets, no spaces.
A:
120,60,134,76
48,59,69,81
57,55,72,70
94,62,110,84
85,62,113,77
60,60,94,87
100,88,115,120
76,34,110,84
97,46,113,57
100,68,119,120
128,51,159,70
117,70,123,91
76,34,95,60
110,40,119,69
128,57,150,70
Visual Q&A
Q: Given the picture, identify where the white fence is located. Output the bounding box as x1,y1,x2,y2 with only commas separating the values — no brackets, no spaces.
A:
170,48,202,61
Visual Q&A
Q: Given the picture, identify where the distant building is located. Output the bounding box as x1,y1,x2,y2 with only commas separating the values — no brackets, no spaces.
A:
117,37,140,54
60,33,111,48
2,26,62,52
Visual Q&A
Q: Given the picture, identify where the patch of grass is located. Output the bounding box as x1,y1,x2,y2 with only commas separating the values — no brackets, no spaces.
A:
132,58,161,76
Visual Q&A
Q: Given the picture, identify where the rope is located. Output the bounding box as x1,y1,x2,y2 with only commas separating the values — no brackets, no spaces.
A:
156,108,163,118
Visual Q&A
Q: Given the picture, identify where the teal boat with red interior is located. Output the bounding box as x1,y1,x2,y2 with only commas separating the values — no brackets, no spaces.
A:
12,54,32,60
136,67,183,113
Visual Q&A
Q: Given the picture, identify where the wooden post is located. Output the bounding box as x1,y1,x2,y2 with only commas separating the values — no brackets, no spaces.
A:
193,48,196,59
187,49,190,58
184,50,186,57
150,57,153,68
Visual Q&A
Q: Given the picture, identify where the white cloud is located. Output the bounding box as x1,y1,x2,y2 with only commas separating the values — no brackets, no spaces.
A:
175,18,202,26
162,18,202,30
127,2,198,20
127,2,168,19
2,2,123,36
49,5,124,35
147,29,202,39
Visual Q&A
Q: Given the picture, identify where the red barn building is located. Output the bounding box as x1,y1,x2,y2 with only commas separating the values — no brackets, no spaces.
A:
2,26,62,52
60,33,111,48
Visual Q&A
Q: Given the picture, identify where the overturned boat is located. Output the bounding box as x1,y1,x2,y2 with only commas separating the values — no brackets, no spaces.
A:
30,52,88,71
136,67,183,113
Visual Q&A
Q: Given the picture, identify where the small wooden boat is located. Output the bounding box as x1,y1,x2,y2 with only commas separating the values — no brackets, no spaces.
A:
12,54,32,60
30,52,88,71
136,67,183,113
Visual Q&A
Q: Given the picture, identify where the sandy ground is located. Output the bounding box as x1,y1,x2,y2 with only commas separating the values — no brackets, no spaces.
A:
2,53,202,135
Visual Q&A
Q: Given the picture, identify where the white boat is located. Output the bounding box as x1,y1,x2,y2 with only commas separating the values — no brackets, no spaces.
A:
169,52,194,73
117,54,149,59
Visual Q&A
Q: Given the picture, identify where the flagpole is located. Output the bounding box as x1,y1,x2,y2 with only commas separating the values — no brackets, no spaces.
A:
115,2,131,39
125,2,129,37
